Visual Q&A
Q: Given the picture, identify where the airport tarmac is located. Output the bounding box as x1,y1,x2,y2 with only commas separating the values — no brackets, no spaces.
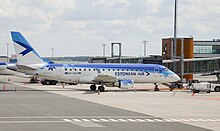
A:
0,76,219,131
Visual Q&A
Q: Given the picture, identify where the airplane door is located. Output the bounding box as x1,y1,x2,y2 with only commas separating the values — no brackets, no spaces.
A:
154,67,159,77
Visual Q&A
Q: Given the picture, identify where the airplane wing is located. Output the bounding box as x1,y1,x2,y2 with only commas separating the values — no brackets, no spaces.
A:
93,73,118,83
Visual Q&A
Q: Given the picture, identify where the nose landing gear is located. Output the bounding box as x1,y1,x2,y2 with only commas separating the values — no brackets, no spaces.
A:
154,83,160,91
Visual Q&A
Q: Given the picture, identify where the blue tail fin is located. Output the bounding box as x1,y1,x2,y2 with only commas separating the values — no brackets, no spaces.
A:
11,31,45,66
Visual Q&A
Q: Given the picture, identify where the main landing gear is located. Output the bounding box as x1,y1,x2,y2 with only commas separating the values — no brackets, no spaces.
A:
154,83,160,91
90,85,105,92
90,84,96,91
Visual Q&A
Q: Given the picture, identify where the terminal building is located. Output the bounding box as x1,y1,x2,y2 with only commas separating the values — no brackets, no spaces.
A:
0,56,9,63
194,39,220,58
91,38,220,82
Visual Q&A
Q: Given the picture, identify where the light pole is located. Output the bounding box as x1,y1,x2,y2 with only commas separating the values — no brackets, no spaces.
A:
173,0,177,59
142,41,148,56
173,0,178,74
102,44,106,57
6,43,9,63
51,48,54,58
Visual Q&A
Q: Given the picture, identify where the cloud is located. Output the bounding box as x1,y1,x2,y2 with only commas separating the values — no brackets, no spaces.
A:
0,0,220,57
92,0,130,8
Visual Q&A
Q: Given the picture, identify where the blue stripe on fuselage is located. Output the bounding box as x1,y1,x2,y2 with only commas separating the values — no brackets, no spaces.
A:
45,63,168,72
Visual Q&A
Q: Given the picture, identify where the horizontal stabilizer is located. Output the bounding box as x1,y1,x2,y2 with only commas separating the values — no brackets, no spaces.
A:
16,65,37,70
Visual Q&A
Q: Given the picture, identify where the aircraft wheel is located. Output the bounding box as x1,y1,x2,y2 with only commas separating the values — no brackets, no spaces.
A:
90,85,97,91
98,86,105,92
194,90,200,93
45,80,50,85
214,86,220,92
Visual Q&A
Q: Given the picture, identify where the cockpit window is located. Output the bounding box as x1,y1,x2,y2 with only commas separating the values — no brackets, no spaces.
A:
164,68,169,72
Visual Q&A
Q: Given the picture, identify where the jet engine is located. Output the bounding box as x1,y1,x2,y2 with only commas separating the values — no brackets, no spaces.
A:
119,79,134,89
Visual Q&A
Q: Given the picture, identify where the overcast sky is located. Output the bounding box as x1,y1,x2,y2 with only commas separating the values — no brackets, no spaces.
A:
0,0,220,57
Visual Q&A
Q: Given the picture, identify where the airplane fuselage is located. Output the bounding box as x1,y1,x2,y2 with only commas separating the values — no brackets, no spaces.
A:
20,63,180,85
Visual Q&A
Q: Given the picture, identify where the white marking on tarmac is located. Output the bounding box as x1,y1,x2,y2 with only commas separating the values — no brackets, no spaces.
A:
127,119,137,122
63,119,72,122
0,121,65,124
178,119,190,122
109,119,119,122
145,119,155,122
91,119,100,122
136,119,145,122
153,119,164,122
82,119,91,122
118,119,128,122
72,119,81,122
63,119,104,127
163,119,173,122
1,118,220,125
100,119,109,122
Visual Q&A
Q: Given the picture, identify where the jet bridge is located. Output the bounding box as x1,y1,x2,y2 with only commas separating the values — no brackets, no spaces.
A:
163,57,220,75
163,57,220,82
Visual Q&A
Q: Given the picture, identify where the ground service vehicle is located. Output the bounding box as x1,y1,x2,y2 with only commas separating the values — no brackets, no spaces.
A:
191,82,220,93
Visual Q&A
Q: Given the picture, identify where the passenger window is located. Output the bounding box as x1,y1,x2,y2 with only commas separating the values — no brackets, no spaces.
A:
117,69,120,71
122,69,124,71
113,69,115,71
74,69,77,71
84,69,86,71
89,69,91,71
93,69,96,71
108,69,110,71
79,69,81,71
103,69,105,71
65,68,67,71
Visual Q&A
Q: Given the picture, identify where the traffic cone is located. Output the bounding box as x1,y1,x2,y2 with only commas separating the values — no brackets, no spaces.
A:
191,92,195,96
15,87,17,92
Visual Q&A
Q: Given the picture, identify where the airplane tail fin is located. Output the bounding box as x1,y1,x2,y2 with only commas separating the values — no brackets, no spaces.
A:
11,31,45,67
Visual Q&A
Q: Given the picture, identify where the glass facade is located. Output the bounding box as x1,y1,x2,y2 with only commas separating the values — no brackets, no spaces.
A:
194,45,220,54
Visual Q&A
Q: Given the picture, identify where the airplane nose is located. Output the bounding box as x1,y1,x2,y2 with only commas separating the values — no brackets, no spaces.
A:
174,74,181,81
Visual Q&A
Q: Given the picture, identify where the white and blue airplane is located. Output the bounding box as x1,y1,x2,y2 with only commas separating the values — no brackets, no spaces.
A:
11,31,180,91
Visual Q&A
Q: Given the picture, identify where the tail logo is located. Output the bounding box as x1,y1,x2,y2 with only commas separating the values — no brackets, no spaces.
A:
14,40,33,56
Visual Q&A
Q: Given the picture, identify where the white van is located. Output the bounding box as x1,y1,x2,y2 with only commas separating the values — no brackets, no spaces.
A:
191,83,211,93
191,82,220,93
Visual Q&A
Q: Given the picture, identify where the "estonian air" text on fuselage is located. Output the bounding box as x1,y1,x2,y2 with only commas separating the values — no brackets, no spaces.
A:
115,72,149,76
